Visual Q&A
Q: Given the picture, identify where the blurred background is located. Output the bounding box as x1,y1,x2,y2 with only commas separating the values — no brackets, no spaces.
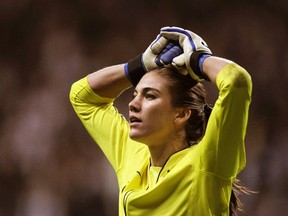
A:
0,0,287,215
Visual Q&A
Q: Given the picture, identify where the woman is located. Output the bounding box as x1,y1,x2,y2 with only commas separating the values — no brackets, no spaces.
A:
70,27,252,215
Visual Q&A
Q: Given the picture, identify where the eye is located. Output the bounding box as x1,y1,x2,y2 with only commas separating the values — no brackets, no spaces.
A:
145,93,156,100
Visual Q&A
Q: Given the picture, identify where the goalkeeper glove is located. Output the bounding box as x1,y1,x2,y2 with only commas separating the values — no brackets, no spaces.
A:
160,26,212,81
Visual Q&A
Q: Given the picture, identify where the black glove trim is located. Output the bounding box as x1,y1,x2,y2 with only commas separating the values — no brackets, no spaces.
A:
190,51,211,81
125,54,146,86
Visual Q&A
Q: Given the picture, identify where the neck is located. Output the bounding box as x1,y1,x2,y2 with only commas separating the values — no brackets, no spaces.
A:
149,132,187,167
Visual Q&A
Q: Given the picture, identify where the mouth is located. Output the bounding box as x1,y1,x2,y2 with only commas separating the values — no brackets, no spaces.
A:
129,116,142,124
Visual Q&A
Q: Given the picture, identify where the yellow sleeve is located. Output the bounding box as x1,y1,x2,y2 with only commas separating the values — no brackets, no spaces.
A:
197,63,252,178
69,76,145,172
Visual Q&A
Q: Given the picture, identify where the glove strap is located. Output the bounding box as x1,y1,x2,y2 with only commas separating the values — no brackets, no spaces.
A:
124,54,146,86
190,51,211,81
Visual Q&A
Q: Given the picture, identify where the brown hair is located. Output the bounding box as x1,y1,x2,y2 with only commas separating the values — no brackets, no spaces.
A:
154,66,210,146
153,66,250,215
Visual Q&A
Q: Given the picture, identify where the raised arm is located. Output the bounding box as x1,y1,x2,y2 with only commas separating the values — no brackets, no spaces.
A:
160,26,252,177
87,35,183,98
87,64,131,99
201,56,233,84
70,32,185,171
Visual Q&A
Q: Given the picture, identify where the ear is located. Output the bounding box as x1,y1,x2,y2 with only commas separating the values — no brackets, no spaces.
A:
174,107,191,127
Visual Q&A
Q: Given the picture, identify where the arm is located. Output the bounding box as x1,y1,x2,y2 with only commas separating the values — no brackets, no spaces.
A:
70,74,135,171
87,35,180,97
87,64,131,98
70,34,178,170
160,26,252,178
201,56,233,84
199,62,252,178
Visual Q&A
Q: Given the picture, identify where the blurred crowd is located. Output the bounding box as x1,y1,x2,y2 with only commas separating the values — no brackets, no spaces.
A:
0,0,287,215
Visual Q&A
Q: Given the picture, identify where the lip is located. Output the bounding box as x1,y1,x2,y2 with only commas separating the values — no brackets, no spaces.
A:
129,122,141,127
129,115,142,126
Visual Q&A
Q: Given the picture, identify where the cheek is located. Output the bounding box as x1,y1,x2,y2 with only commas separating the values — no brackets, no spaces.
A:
145,104,175,126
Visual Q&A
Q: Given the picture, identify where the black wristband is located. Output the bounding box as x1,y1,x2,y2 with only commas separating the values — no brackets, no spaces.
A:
190,51,211,81
124,54,146,86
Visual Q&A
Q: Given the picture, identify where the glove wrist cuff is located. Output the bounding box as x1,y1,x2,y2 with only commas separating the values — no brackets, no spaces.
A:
124,54,146,86
190,51,211,81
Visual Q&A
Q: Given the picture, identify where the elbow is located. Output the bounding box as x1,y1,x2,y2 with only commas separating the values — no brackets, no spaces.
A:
222,63,252,92
217,63,253,101
231,64,253,101
69,81,79,106
232,65,252,89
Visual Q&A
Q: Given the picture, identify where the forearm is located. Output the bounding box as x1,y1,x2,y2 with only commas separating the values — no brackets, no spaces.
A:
87,64,132,98
202,56,233,84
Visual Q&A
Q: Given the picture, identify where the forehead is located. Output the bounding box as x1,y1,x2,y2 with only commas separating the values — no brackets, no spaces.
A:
136,72,169,92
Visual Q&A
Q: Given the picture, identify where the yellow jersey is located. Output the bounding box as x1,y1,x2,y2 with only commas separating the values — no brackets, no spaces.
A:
70,63,252,216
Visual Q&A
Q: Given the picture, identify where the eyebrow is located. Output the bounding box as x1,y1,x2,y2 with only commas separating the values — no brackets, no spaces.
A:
134,87,161,95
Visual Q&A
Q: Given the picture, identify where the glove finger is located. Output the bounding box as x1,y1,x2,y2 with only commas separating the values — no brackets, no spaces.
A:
171,63,188,75
155,55,164,67
160,26,186,41
160,26,185,34
171,54,185,67
171,54,189,75
150,35,169,54
159,41,181,54
158,42,174,56
161,27,198,53
160,31,181,41
159,44,183,65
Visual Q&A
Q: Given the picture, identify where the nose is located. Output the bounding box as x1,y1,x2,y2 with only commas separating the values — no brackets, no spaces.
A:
129,96,141,113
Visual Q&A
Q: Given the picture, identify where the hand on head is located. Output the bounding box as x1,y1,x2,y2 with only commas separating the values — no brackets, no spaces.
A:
159,26,212,81
124,26,213,86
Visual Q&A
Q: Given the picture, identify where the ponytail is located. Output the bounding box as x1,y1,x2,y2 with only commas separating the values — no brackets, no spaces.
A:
230,179,255,215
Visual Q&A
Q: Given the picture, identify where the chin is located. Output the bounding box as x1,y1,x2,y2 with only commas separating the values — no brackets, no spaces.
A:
129,133,141,141
129,132,147,143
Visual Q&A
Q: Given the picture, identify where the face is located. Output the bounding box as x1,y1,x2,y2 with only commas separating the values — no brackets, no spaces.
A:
128,72,179,146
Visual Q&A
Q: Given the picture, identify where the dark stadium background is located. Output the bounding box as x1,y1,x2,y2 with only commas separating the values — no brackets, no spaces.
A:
0,0,287,215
